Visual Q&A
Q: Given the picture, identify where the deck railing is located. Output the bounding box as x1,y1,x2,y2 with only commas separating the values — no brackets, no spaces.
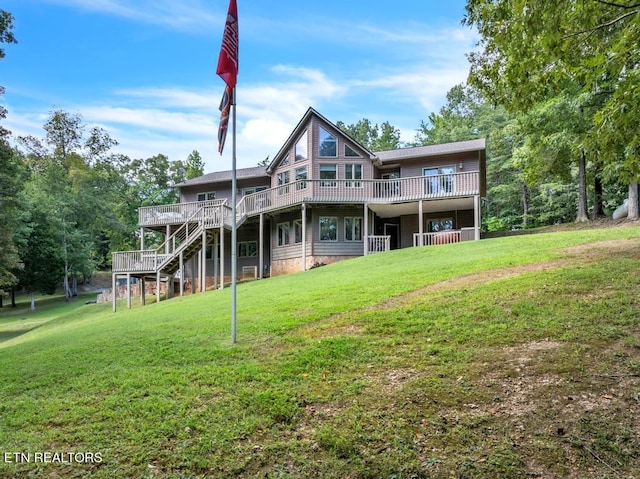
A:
114,205,215,273
136,171,479,228
413,230,462,247
237,171,479,220
112,250,173,273
139,199,228,227
367,235,391,254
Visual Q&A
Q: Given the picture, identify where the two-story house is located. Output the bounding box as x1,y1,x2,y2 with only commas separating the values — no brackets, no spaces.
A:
111,108,485,308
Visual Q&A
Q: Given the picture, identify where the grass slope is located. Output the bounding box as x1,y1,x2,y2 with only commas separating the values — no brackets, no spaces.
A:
1,226,639,478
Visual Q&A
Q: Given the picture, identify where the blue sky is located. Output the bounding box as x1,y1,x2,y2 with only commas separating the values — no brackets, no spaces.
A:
1,0,478,171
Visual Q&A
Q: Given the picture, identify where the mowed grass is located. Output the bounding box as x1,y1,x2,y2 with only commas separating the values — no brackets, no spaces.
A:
1,225,639,478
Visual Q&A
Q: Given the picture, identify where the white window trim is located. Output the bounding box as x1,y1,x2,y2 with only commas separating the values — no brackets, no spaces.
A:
295,130,308,162
238,241,258,257
242,186,269,196
319,164,338,188
344,217,363,242
319,217,338,242
318,126,337,158
294,219,303,244
344,144,361,157
345,163,363,188
197,191,216,202
277,222,290,247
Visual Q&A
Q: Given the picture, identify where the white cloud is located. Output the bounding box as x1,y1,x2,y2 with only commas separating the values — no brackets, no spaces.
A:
39,0,219,32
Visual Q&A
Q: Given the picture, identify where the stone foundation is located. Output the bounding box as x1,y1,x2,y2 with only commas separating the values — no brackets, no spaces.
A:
270,255,359,277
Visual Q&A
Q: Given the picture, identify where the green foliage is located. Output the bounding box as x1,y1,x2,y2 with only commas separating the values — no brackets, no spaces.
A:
0,142,25,289
336,118,402,151
465,0,640,182
185,150,205,179
412,83,487,145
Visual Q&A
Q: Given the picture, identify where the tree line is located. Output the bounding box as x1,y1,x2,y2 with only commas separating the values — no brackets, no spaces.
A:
1,109,204,308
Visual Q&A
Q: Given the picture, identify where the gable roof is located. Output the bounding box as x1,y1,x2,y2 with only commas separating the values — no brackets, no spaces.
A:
174,165,268,188
375,138,486,163
266,107,376,174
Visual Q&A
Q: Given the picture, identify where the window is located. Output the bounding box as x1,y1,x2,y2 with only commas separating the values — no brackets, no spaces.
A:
295,166,308,190
280,154,290,167
345,217,362,241
277,222,290,246
428,218,454,232
277,171,290,195
345,144,360,157
242,186,269,196
345,164,362,188
197,192,216,202
294,219,303,243
319,217,337,241
423,166,455,194
295,131,308,162
238,241,258,257
320,164,337,187
319,126,337,157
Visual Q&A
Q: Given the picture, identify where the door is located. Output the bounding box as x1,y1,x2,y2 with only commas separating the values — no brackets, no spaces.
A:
384,223,399,250
423,166,455,195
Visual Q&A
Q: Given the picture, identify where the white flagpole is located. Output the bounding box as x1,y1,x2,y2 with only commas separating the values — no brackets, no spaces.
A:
230,86,237,344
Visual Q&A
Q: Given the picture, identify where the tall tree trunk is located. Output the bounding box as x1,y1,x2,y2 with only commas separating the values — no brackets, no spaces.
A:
592,164,604,219
11,287,16,307
576,151,589,222
30,292,36,311
522,183,529,228
628,181,639,220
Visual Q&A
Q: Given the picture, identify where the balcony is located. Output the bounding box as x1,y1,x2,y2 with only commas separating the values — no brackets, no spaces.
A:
237,171,480,219
137,171,480,228
138,199,231,228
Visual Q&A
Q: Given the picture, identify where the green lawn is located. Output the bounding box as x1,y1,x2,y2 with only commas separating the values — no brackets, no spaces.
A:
1,225,639,478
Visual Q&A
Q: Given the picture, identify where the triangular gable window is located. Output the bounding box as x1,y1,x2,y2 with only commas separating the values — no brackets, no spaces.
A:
279,154,290,168
295,131,308,162
319,126,337,157
345,144,360,157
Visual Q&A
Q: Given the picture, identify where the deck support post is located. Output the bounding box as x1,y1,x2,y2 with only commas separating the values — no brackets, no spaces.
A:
201,228,207,293
112,273,117,312
191,256,196,294
156,271,161,304
213,231,218,289
126,273,131,309
474,195,481,240
419,200,424,246
141,277,146,306
165,225,171,253
179,252,184,296
301,204,307,271
364,203,369,255
259,213,264,279
220,226,225,289
140,227,145,250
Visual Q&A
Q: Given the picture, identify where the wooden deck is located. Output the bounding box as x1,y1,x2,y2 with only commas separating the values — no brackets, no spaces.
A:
114,171,480,275
237,171,480,219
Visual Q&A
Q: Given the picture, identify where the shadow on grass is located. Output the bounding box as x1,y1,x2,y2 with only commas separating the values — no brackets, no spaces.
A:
0,322,45,344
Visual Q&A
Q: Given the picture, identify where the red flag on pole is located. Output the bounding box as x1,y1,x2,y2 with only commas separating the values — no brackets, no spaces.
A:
216,0,238,90
217,85,232,154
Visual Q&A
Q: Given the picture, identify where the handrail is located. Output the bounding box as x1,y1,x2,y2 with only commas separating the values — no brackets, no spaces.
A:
237,171,480,219
114,206,206,273
138,199,227,227
413,230,462,247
